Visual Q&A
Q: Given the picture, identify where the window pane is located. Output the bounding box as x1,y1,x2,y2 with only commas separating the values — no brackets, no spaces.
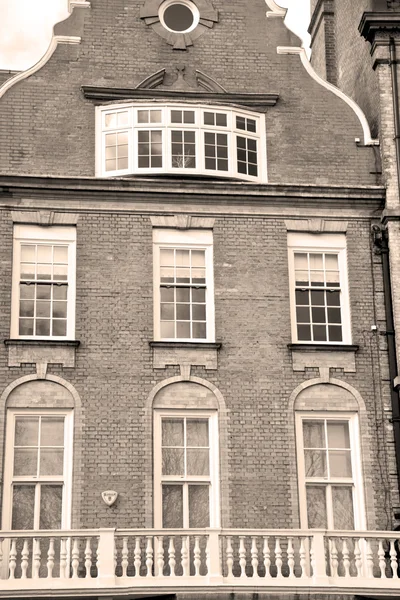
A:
14,448,38,476
177,321,190,338
161,287,174,302
162,485,183,528
15,417,39,446
328,325,343,342
36,300,51,318
36,320,50,336
303,421,325,448
37,246,52,263
20,283,35,299
329,450,352,477
162,448,184,476
327,422,350,448
160,248,174,266
37,284,51,300
332,486,354,529
53,320,67,336
192,322,206,339
176,304,190,320
297,324,311,340
176,249,190,266
192,288,206,303
161,303,174,320
40,485,63,529
306,486,327,528
187,448,209,476
304,449,327,477
189,485,210,528
40,448,64,476
313,325,327,341
187,419,209,446
160,321,175,338
21,245,36,262
176,287,190,302
192,304,206,321
41,417,64,446
12,485,36,530
53,301,67,319
162,419,184,446
19,319,34,336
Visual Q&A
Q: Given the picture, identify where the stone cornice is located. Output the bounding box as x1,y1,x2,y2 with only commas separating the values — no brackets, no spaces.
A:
359,12,400,44
0,175,385,204
81,86,279,109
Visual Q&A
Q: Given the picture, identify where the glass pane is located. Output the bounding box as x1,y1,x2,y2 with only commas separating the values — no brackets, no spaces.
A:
160,304,174,320
150,110,162,123
176,250,190,266
304,450,327,477
14,448,38,476
204,112,214,125
138,110,149,123
160,249,174,266
37,246,52,263
294,253,308,271
36,301,51,318
171,110,182,123
19,300,34,317
329,450,352,477
313,325,327,341
20,264,35,279
297,324,311,340
177,321,190,338
310,271,324,286
53,320,67,336
216,113,227,127
327,422,350,448
176,304,190,320
37,284,51,300
19,319,34,336
53,301,67,319
311,307,326,323
162,485,183,528
309,254,323,269
21,245,36,262
160,321,175,338
12,485,35,530
41,418,64,446
303,421,325,448
192,304,206,321
325,254,338,270
328,325,343,342
176,288,190,302
40,448,64,476
161,287,174,302
192,322,206,339
192,288,206,303
117,111,129,126
327,291,340,306
162,448,184,476
40,485,63,529
36,320,50,336
311,290,324,306
20,284,35,299
306,486,327,528
296,290,309,306
187,419,208,446
162,419,184,446
296,271,309,286
37,265,52,280
187,448,209,476
332,487,354,529
15,417,39,446
53,265,68,280
160,267,174,283
327,307,341,324
191,250,205,267
105,113,117,128
296,306,310,323
189,485,210,528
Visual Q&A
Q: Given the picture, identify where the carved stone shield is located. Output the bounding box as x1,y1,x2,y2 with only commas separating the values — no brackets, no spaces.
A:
101,490,118,506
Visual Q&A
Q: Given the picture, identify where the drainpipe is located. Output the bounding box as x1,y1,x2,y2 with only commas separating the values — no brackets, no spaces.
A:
383,38,400,505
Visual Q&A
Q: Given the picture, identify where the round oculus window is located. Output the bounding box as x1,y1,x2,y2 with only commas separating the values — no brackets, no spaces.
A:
159,0,200,33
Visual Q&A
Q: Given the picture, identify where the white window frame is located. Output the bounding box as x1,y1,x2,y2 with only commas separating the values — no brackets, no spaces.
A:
11,225,77,340
153,228,215,342
2,408,74,531
154,409,220,528
96,102,267,183
287,232,351,344
295,412,366,530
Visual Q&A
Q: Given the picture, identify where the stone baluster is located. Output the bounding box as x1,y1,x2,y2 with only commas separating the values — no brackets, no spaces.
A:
134,537,141,577
287,537,295,578
226,536,233,578
121,537,129,577
145,536,153,577
329,538,338,577
251,536,259,577
33,538,41,579
85,538,92,578
275,538,282,578
71,538,79,578
60,538,68,579
390,539,399,578
366,539,374,578
239,536,246,577
378,539,386,578
156,536,164,576
47,538,55,579
181,536,189,577
263,536,271,578
9,539,17,580
354,538,362,578
194,536,201,576
168,537,176,577
21,539,29,579
342,538,350,578
299,538,307,578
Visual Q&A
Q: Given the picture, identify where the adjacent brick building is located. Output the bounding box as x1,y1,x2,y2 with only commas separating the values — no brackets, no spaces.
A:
0,0,399,598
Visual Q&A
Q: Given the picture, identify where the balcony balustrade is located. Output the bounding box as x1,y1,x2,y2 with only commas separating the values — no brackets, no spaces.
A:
0,528,399,595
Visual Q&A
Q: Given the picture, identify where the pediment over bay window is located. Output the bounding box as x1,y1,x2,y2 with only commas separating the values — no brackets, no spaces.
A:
95,102,268,182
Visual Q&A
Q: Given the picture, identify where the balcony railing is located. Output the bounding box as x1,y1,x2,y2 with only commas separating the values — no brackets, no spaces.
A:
0,528,399,594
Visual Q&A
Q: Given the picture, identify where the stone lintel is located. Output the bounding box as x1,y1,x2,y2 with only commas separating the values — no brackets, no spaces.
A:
289,344,359,373
284,218,348,233
11,210,79,225
150,341,220,370
5,340,80,368
150,215,215,229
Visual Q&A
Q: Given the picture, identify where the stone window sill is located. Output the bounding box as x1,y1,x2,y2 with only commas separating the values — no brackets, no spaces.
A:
149,341,221,370
288,343,359,353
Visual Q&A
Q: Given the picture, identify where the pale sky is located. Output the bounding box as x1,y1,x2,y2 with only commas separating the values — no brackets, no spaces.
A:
0,0,310,71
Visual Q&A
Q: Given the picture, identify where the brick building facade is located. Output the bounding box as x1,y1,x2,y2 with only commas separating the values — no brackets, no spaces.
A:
0,0,399,598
